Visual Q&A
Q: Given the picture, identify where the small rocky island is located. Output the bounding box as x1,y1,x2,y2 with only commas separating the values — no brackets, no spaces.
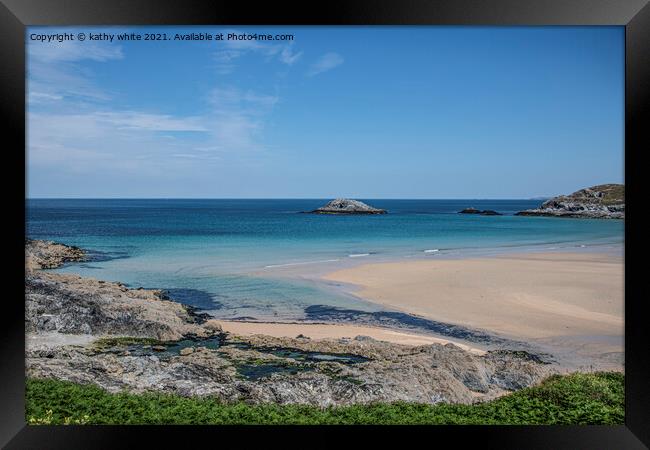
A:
458,208,502,216
309,198,387,215
516,184,624,219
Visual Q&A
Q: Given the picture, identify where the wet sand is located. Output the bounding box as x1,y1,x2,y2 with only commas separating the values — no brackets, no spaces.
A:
214,320,487,355
320,252,624,369
321,252,623,339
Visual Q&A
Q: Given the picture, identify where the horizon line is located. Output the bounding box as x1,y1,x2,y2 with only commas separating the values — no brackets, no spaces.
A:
26,197,551,201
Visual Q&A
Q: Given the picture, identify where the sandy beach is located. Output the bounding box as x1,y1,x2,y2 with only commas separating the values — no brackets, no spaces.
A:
214,320,487,354
321,252,624,341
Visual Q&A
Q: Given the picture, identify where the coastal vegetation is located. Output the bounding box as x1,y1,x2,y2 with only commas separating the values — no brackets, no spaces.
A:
26,372,623,425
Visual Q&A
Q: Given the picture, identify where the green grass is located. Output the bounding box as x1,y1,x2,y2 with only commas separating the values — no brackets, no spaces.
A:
580,184,625,205
25,372,624,425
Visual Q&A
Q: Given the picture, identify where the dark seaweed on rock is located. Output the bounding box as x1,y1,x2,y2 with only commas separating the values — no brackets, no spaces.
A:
303,305,511,346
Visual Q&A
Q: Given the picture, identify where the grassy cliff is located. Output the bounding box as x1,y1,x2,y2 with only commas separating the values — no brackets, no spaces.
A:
26,372,623,425
558,184,624,206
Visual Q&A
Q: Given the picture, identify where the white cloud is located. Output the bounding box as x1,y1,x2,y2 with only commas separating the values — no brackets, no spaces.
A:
205,86,279,151
27,29,282,184
280,47,303,65
213,31,302,74
209,86,279,112
28,39,124,63
307,52,344,76
27,83,279,176
27,109,209,175
27,38,124,103
26,27,134,106
28,61,115,102
94,112,208,131
28,92,63,103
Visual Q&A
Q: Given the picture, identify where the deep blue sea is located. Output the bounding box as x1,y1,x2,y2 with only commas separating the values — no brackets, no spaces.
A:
27,199,624,321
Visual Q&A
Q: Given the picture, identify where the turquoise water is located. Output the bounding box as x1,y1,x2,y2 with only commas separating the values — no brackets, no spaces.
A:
27,199,624,321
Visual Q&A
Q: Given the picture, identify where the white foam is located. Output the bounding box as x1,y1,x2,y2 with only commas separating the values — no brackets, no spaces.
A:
348,253,370,258
424,249,439,253
264,259,340,268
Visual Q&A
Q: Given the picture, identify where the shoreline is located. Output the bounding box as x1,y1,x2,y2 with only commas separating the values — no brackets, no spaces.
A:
24,239,612,406
254,241,624,313
28,238,624,371
214,320,487,354
320,251,624,339
319,251,624,371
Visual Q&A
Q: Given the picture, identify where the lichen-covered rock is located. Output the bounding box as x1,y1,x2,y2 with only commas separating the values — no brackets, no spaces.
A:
310,199,386,214
516,184,624,219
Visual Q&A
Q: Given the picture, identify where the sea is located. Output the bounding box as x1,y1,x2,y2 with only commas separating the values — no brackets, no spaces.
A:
26,199,624,322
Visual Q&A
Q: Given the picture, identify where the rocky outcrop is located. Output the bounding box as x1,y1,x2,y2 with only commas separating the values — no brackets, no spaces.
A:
26,239,86,271
26,334,553,406
25,239,217,341
516,184,624,219
458,208,502,216
309,199,386,215
26,272,213,341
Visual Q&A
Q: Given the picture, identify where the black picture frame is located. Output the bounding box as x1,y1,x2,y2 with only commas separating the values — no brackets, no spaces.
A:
1,0,648,448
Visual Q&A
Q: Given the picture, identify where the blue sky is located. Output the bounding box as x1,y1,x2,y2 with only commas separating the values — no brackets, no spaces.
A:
27,26,624,198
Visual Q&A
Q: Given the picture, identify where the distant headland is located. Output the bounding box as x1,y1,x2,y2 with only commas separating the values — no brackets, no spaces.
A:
516,184,624,219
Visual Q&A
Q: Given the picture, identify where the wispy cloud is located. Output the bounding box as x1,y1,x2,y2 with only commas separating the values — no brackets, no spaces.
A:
27,37,124,103
28,40,124,63
280,47,303,65
209,86,279,111
28,92,63,103
307,52,343,76
28,84,279,175
27,28,283,192
94,112,207,131
206,86,279,151
28,109,214,178
213,31,302,74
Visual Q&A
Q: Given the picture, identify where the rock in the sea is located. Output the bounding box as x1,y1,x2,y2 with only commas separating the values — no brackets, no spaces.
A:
516,184,624,219
309,199,387,215
458,208,502,216
179,347,195,356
